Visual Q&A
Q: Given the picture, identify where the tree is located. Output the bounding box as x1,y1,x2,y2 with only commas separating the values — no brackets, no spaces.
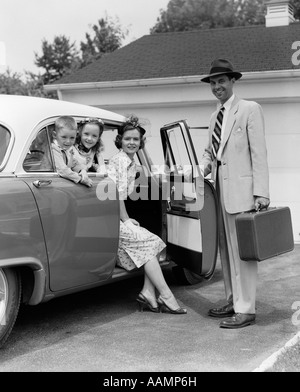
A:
3,14,127,97
291,0,300,19
150,0,300,33
234,0,265,25
33,15,128,83
0,69,50,97
0,69,25,95
34,35,81,84
80,15,128,67
23,71,56,98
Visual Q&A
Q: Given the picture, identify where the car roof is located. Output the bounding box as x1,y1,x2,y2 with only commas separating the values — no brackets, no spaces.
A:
0,94,126,131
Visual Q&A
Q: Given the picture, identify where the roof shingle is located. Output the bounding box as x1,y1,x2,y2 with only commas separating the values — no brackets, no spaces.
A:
54,23,300,84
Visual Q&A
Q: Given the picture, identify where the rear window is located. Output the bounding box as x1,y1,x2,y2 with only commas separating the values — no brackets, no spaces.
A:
0,125,11,166
101,128,119,163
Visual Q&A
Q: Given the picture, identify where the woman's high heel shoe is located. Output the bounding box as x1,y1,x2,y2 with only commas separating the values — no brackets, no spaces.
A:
157,296,187,315
136,293,160,313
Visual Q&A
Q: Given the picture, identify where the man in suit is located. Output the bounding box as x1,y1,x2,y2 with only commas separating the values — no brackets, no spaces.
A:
200,59,270,328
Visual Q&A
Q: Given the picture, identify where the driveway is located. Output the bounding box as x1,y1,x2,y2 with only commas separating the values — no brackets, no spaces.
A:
0,245,299,372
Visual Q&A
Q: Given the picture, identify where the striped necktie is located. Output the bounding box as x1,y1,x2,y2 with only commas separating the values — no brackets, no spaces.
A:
212,106,225,161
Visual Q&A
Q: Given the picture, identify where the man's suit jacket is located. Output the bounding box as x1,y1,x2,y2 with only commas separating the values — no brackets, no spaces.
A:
201,96,270,214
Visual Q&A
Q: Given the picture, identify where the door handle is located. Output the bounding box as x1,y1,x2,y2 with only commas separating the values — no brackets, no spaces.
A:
171,185,175,198
167,198,171,212
33,180,52,188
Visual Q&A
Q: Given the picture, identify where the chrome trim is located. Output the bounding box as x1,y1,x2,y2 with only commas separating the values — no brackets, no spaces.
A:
0,123,15,172
16,172,58,179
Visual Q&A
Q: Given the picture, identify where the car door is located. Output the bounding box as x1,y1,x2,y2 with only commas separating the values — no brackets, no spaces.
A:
21,124,119,292
160,120,218,280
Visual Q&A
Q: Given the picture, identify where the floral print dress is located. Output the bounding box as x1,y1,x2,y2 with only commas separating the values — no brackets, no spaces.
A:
107,150,166,271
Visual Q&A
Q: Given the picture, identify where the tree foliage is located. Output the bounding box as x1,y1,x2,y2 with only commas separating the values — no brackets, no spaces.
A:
80,15,128,67
0,69,25,95
151,0,300,33
33,15,128,84
2,14,128,97
34,35,81,84
291,0,300,19
0,69,49,97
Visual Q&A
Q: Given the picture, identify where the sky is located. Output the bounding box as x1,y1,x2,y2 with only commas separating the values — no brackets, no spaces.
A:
0,0,170,74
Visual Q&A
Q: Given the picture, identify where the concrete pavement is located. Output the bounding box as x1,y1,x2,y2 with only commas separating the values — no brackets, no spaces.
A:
0,244,299,372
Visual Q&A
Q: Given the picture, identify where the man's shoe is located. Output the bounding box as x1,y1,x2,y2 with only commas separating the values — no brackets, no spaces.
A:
208,303,235,318
219,313,256,329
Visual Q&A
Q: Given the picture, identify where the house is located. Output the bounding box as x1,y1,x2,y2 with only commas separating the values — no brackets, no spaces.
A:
45,0,300,243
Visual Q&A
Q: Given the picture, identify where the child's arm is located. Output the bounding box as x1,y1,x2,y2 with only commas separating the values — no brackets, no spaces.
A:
78,169,93,187
70,151,93,187
52,145,92,187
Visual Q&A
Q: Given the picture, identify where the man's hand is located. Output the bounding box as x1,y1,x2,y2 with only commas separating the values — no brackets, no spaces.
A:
254,196,270,211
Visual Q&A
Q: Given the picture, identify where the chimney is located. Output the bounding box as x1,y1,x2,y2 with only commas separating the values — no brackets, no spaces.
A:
265,0,295,27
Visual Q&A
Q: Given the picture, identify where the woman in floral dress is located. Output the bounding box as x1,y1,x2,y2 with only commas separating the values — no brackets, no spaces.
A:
107,116,187,315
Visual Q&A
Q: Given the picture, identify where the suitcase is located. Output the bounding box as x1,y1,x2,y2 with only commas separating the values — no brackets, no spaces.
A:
235,207,294,261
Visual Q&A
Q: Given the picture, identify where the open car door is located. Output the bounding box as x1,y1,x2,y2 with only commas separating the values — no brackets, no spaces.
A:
160,120,218,284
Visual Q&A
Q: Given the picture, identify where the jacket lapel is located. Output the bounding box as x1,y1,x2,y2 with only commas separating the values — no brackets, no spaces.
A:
221,96,240,151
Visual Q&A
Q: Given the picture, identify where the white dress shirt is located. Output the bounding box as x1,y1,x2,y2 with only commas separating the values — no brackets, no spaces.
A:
216,94,235,161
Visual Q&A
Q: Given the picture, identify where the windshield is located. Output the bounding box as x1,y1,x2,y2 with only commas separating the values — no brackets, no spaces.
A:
0,125,11,167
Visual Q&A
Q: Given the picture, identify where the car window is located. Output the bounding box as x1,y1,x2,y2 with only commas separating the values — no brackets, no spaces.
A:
101,128,119,163
0,125,11,166
23,126,55,172
165,124,192,174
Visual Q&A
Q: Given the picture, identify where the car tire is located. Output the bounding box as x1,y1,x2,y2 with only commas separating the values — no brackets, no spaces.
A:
0,268,21,349
172,266,203,285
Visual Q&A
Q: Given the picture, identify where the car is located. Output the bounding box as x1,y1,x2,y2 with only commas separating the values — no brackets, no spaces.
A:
0,94,218,348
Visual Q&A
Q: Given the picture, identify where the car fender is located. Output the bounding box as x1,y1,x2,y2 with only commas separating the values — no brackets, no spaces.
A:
0,257,46,305
0,179,49,305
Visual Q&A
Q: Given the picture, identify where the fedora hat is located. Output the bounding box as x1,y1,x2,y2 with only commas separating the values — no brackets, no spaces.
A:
201,59,242,83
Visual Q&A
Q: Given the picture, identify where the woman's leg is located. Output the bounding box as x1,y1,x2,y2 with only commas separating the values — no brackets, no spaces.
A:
143,256,183,311
140,273,157,308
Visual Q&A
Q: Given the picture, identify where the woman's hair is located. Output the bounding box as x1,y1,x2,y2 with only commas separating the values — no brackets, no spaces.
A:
115,114,146,150
76,118,104,152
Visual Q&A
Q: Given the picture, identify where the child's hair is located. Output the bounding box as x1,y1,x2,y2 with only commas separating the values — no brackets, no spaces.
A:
76,118,104,152
55,116,77,133
115,114,146,150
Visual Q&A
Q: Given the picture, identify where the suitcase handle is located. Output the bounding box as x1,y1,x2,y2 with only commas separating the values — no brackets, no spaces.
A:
255,206,269,213
246,206,269,214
